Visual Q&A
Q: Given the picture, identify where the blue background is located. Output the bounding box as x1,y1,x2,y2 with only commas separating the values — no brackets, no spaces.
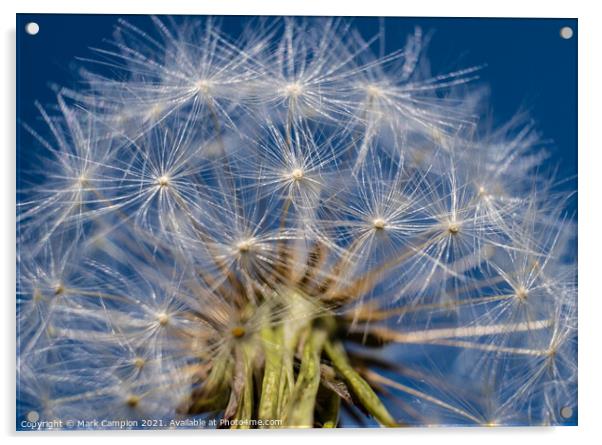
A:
16,14,578,204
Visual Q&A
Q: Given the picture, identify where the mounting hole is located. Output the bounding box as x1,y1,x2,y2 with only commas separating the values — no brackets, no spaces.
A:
26,410,39,422
560,406,573,419
560,26,573,40
25,22,40,36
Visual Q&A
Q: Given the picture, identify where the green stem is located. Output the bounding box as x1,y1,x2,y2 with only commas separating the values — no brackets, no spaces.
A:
324,340,397,427
258,326,284,425
231,347,254,429
285,328,327,428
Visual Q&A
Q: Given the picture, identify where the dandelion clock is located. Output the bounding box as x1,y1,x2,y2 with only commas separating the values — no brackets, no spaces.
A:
16,14,577,430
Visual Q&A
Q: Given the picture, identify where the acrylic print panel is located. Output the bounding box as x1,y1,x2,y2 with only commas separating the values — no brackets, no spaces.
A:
16,14,577,430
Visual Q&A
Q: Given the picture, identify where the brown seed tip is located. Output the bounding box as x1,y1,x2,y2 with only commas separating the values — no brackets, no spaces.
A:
53,283,65,296
448,223,460,235
372,218,386,230
515,287,528,301
157,175,170,187
231,326,246,338
126,395,140,408
291,168,304,181
236,239,253,253
157,313,169,326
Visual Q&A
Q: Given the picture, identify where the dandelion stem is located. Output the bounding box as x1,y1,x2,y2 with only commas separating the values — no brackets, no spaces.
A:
285,328,327,427
323,340,397,427
258,326,284,425
230,347,254,429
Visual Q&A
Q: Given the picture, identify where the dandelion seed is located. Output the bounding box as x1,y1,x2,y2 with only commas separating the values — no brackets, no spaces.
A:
515,286,529,301
157,313,169,326
156,175,170,188
195,79,213,95
126,395,140,408
365,83,384,98
283,82,304,98
447,222,460,235
236,238,255,253
372,217,387,230
290,168,304,181
231,326,246,338
53,283,65,296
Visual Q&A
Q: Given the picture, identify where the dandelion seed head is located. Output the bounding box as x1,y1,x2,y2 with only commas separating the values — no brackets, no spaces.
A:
16,15,576,429
156,313,169,326
156,175,170,188
447,222,461,235
372,217,387,230
53,283,65,296
515,286,529,301
283,81,304,98
230,326,246,338
125,395,140,408
77,174,89,186
194,79,213,94
365,83,385,98
290,168,304,181
236,238,255,253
